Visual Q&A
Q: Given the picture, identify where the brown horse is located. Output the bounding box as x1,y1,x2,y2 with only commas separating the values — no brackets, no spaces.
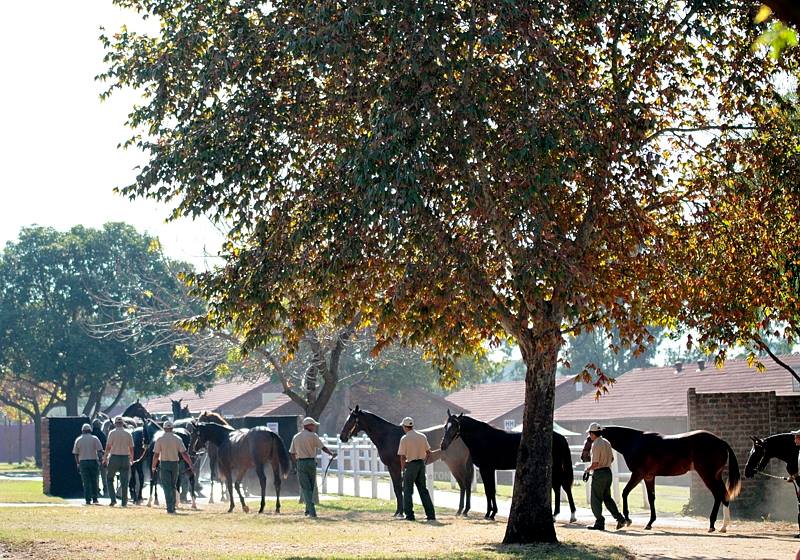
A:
193,422,290,513
580,426,741,532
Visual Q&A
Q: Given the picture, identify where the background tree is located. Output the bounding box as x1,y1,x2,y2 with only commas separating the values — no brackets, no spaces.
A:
101,0,797,543
654,100,800,381
558,327,664,384
0,224,183,463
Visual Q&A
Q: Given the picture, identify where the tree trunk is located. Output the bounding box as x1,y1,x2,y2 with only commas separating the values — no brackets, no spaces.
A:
33,413,43,467
503,330,560,544
64,374,79,416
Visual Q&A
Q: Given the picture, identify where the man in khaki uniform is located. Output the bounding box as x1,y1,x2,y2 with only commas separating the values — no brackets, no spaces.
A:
289,417,337,518
152,420,194,514
103,416,134,507
398,416,435,521
585,422,625,530
73,423,103,505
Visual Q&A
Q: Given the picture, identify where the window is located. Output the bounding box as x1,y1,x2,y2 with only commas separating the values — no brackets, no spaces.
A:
504,419,516,431
575,381,583,392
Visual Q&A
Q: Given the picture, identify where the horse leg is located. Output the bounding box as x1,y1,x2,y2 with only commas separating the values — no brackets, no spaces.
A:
226,476,235,513
273,457,282,514
698,469,726,533
189,471,197,510
255,463,267,514
390,466,403,517
643,478,657,530
479,468,497,520
463,464,472,517
552,473,561,522
620,472,644,527
563,479,577,523
235,475,250,513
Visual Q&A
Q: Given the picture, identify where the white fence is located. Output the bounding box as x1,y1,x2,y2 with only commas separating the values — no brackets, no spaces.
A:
314,436,648,508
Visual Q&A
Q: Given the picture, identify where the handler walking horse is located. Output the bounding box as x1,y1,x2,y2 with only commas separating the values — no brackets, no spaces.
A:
745,433,800,537
339,405,475,517
441,412,576,522
580,426,741,532
193,422,290,513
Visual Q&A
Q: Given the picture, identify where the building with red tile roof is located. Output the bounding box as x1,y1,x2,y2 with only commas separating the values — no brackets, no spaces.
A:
554,355,800,436
446,377,584,432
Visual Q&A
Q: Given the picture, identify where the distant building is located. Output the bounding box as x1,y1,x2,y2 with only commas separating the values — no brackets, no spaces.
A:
446,377,584,432
554,355,800,436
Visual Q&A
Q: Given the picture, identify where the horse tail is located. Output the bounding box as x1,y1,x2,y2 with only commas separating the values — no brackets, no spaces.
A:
725,441,742,501
274,433,290,480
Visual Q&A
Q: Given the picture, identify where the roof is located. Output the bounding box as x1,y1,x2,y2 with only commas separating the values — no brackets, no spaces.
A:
512,421,580,437
554,355,800,422
142,379,271,415
446,378,575,424
242,393,296,416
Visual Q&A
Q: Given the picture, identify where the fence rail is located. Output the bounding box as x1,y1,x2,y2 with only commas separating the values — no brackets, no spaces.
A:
314,435,649,508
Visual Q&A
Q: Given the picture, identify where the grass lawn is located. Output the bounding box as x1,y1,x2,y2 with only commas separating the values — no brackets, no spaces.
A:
0,461,41,476
0,496,630,560
0,480,64,503
433,481,689,515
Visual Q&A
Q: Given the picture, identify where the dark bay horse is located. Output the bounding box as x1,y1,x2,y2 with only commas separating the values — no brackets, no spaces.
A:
193,411,231,503
580,426,741,532
122,399,152,421
441,412,576,522
339,406,475,517
193,422,290,513
171,399,191,420
745,433,799,536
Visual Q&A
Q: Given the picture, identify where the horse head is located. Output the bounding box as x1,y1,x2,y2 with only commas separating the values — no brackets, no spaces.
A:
744,435,768,479
339,405,362,442
122,400,152,421
194,421,232,451
441,410,462,451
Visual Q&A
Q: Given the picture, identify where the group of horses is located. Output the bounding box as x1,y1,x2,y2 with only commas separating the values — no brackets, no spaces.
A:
94,399,799,536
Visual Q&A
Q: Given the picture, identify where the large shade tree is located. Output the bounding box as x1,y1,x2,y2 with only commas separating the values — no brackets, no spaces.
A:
101,0,797,542
0,224,184,462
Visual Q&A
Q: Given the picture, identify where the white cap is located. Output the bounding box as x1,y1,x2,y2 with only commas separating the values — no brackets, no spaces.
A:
401,417,414,427
81,423,92,433
114,416,124,425
163,420,174,429
302,417,320,426
587,422,602,433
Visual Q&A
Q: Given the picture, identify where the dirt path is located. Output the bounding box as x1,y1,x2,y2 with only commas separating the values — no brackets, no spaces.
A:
558,520,800,560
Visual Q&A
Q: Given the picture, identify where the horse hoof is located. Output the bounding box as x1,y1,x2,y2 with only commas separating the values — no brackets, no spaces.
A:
708,527,715,533
243,506,250,513
462,512,469,518
570,516,577,524
719,527,726,534
191,505,198,510
645,525,652,531
484,514,491,520
625,519,632,527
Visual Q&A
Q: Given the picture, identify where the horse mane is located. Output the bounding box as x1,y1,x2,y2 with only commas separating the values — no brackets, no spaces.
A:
198,410,230,426
458,414,508,437
356,408,399,429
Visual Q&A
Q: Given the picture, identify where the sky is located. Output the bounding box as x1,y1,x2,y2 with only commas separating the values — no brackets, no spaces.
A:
0,1,223,270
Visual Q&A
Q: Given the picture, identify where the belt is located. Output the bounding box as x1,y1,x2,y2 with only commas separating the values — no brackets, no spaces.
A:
110,454,130,457
594,466,611,472
407,459,424,463
297,457,316,461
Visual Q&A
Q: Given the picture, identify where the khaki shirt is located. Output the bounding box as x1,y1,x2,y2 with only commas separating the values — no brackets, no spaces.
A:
290,430,323,459
153,431,186,462
106,427,134,456
398,430,430,462
72,434,103,461
591,436,614,468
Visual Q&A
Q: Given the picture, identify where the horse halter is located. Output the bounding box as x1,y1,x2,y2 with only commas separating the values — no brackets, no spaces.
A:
344,413,361,441
445,416,461,444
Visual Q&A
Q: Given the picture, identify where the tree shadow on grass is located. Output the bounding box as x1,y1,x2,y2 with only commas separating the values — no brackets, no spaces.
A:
481,541,632,560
